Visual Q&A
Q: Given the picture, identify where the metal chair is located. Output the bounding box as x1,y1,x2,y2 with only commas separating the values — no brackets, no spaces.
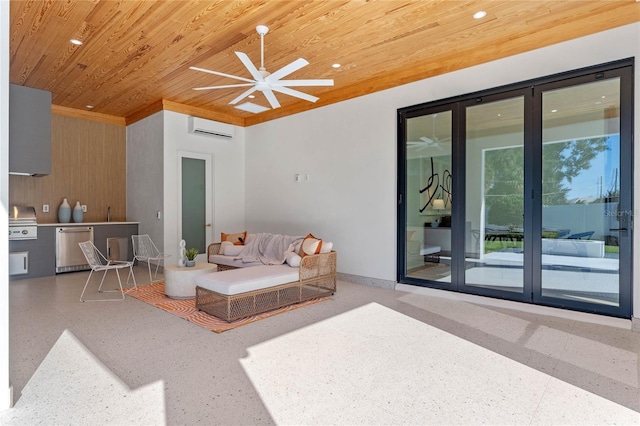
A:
132,234,171,284
79,241,137,302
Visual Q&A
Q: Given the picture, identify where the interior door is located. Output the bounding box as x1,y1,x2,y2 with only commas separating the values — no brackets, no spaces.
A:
178,151,213,262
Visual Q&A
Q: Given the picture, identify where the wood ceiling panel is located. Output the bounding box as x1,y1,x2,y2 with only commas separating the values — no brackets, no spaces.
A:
9,0,640,126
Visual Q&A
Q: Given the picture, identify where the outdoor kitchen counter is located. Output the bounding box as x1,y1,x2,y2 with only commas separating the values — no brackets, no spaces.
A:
10,222,139,280
38,221,139,226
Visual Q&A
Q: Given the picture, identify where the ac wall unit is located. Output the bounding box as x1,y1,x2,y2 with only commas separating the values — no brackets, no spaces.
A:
188,116,234,139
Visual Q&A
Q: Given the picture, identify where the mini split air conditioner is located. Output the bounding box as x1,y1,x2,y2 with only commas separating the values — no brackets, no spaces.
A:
188,116,234,139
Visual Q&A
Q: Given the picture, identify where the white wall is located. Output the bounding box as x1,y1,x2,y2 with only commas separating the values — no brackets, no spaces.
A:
162,111,245,261
245,23,640,315
127,112,165,250
1,0,11,409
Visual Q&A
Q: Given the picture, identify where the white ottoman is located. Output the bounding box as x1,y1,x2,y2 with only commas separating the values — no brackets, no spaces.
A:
164,263,217,299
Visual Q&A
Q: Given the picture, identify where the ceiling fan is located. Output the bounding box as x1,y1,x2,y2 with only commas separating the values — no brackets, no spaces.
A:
407,136,445,151
407,114,451,151
190,25,334,111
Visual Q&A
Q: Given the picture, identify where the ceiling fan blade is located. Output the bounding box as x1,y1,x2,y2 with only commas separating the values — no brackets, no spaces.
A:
262,88,281,109
235,52,265,82
193,83,255,91
270,86,319,103
265,58,309,82
229,86,258,105
273,79,334,87
189,66,255,84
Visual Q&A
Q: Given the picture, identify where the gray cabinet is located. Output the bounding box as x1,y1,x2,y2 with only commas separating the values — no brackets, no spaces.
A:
9,84,52,176
93,224,139,262
9,223,139,281
9,227,56,280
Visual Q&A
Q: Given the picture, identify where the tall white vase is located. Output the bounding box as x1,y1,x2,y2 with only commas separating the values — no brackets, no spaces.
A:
58,198,71,223
73,201,84,223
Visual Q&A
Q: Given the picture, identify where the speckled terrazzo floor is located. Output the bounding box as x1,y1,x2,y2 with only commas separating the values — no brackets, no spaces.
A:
2,265,640,425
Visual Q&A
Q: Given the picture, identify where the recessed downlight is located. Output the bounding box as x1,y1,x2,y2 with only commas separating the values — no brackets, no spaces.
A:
70,39,83,46
332,63,341,68
551,109,558,113
473,11,487,19
86,105,94,109
248,95,255,99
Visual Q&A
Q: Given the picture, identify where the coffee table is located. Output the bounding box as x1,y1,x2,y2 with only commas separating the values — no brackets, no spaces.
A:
164,263,217,299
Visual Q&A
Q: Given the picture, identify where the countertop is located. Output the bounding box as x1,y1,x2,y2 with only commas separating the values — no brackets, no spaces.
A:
38,222,139,227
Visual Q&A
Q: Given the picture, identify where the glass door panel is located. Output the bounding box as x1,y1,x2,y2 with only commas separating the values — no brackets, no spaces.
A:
405,111,452,282
541,79,621,306
182,157,206,254
465,97,525,293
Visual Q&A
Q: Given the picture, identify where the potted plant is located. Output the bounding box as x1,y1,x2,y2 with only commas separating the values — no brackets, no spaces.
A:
184,248,199,267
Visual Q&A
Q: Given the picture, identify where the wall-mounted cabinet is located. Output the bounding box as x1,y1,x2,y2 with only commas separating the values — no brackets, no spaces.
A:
9,84,52,176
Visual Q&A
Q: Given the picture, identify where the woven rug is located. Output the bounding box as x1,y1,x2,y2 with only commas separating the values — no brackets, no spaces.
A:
126,282,329,333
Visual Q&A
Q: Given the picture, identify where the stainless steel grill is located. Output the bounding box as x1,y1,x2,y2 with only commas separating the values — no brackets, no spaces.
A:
9,205,38,240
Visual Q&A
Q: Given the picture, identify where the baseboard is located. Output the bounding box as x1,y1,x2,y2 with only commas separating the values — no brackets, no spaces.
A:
337,273,395,290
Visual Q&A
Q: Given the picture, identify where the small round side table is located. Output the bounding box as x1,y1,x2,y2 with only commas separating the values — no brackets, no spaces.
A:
164,263,217,299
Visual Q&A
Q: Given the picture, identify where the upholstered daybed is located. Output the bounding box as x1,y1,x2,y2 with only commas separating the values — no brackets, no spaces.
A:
196,233,337,322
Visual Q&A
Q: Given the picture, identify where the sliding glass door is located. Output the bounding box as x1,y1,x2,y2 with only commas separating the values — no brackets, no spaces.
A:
463,95,526,294
403,109,453,284
534,71,632,315
398,59,633,318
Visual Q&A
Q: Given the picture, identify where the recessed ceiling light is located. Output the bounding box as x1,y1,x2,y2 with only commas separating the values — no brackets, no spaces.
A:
332,63,341,68
601,95,606,99
551,109,558,113
86,105,94,109
248,95,255,99
70,39,83,46
473,11,487,19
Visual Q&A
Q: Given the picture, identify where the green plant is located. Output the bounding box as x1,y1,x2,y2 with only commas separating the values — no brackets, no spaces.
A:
184,248,199,261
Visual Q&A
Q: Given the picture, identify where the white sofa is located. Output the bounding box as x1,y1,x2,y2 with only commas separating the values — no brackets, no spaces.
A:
198,233,337,322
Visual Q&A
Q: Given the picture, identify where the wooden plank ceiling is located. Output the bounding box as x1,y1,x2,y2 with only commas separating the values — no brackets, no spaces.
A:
9,0,640,127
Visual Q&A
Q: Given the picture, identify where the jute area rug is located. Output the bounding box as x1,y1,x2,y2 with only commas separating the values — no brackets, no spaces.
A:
127,282,329,333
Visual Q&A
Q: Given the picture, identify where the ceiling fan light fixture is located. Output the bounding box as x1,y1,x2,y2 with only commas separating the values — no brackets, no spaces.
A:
190,24,333,109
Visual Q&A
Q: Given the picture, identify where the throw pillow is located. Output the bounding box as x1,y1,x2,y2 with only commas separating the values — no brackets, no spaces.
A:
219,241,234,255
221,231,247,245
285,251,301,267
224,244,244,256
319,241,333,253
299,233,323,257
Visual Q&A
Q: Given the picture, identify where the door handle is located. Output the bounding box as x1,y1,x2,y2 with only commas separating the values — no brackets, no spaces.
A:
205,223,212,227
609,228,628,236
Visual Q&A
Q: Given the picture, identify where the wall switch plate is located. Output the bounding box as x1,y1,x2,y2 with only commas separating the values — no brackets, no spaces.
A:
42,204,49,213
81,205,87,212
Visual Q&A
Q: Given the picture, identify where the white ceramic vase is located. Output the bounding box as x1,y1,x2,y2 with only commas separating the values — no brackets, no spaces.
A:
58,198,71,223
73,201,84,223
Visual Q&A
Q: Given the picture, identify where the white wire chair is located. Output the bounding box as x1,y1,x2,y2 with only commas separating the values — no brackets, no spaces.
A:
131,234,171,284
79,241,137,302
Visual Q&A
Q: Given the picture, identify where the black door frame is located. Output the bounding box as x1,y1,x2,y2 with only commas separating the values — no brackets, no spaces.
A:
397,58,634,318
